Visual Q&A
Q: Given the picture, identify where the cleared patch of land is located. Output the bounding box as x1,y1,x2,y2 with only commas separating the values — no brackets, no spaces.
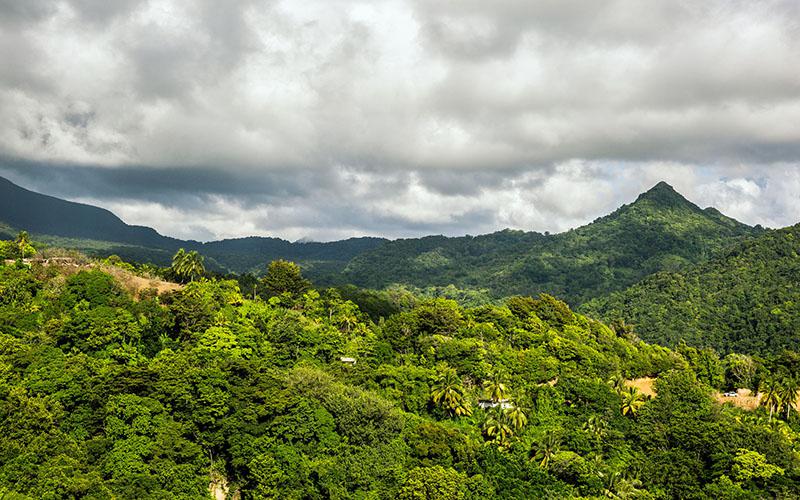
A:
714,389,761,410
625,377,657,397
625,377,800,412
10,257,183,298
97,264,182,297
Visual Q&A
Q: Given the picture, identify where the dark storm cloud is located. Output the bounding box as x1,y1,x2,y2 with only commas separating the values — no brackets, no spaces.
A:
0,157,321,205
0,0,798,240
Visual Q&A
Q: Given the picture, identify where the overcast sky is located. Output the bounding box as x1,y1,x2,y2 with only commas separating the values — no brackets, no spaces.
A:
1,0,799,241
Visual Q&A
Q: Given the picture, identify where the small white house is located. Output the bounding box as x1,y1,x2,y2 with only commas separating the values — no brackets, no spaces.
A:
340,357,357,365
478,399,513,410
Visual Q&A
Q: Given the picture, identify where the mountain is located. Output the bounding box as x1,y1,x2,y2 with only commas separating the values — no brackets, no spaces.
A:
199,236,389,277
0,177,764,303
582,224,800,355
0,176,186,249
0,176,387,274
336,182,764,303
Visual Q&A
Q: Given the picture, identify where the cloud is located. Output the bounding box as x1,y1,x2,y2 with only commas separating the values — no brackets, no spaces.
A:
0,0,798,240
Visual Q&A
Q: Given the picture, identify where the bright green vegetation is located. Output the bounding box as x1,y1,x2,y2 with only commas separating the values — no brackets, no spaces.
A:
2,249,800,499
337,182,763,304
584,224,800,355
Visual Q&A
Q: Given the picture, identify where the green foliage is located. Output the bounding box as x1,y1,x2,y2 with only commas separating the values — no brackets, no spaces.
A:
170,248,205,283
337,183,761,303
586,225,800,355
1,263,800,498
260,259,311,298
731,449,784,483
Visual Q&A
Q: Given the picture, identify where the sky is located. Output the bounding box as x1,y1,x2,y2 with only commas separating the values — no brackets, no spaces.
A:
1,0,799,242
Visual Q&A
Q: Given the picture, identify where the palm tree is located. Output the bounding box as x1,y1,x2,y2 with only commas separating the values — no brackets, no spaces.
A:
483,373,509,403
779,377,799,420
608,374,626,395
15,231,30,258
583,414,607,444
184,251,205,282
620,387,646,417
483,408,514,448
505,404,528,432
431,368,471,417
601,470,644,500
172,248,187,277
530,430,561,469
172,249,205,283
760,378,782,423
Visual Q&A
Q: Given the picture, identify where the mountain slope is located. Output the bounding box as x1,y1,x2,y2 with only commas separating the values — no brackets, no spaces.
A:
337,182,763,303
0,176,186,248
0,176,387,274
582,224,800,355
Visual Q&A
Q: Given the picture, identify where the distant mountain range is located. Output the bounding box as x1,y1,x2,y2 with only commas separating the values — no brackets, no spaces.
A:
0,175,764,303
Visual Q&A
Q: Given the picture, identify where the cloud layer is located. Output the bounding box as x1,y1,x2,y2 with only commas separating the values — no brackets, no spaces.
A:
1,0,799,240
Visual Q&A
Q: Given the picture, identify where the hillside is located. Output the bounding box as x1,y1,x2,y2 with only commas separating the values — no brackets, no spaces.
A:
337,182,763,304
2,259,799,498
0,176,186,249
583,224,800,355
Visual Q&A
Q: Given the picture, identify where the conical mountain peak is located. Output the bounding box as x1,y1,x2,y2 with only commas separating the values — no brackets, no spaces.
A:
633,181,694,209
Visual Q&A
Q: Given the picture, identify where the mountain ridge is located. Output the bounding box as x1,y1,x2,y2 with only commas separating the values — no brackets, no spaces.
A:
0,176,765,302
336,182,764,302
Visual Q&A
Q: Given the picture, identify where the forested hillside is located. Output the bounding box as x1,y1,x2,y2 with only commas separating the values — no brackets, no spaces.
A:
338,182,763,303
584,224,800,355
2,252,800,499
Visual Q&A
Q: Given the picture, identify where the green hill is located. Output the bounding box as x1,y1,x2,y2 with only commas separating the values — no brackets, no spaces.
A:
2,260,798,498
338,182,763,304
583,224,800,355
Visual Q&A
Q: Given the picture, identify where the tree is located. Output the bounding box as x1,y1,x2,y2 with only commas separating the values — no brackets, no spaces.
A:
505,404,528,432
171,249,205,282
261,260,310,298
186,251,205,281
398,466,467,500
430,367,471,417
483,409,514,449
14,231,35,258
724,353,756,390
530,430,561,470
779,377,798,421
583,414,606,444
483,373,509,403
620,387,646,417
731,449,784,483
608,374,626,395
760,378,782,423
171,248,186,273
610,318,638,342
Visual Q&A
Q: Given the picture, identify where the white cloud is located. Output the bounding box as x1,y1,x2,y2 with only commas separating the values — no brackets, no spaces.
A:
0,0,799,240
